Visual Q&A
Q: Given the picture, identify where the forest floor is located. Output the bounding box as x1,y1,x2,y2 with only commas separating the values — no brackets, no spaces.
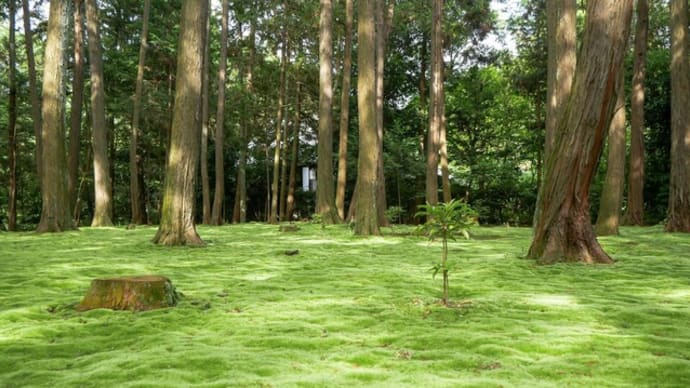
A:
1,223,689,387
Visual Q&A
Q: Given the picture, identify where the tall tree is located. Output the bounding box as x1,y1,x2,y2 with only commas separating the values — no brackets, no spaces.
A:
528,0,633,264
427,0,446,206
545,0,576,158
37,0,74,233
22,0,42,182
153,0,207,245
7,0,17,231
200,10,211,224
269,3,288,224
375,0,394,226
335,0,353,221
211,0,230,225
623,0,648,226
285,79,301,220
85,0,113,226
354,0,380,235
68,0,86,220
317,0,339,224
129,0,151,225
595,70,626,236
666,0,690,232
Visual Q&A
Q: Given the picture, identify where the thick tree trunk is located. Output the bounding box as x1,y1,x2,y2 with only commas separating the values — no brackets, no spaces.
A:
317,0,339,224
374,1,393,227
528,0,633,264
129,0,150,225
666,0,690,233
270,11,288,224
200,12,212,224
336,0,353,221
153,0,206,246
78,275,179,312
85,0,113,227
211,0,230,225
37,0,74,233
595,71,626,236
69,0,85,221
354,0,380,236
623,0,648,226
8,0,17,231
22,0,42,183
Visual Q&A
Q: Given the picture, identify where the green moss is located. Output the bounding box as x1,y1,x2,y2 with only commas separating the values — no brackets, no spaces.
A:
0,224,689,386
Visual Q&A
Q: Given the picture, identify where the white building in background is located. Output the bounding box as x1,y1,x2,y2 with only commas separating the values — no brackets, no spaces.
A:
301,166,316,192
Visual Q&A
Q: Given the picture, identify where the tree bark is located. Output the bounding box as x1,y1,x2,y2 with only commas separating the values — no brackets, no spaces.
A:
37,0,74,233
622,0,648,226
153,0,206,246
528,0,633,264
375,0,393,227
211,0,230,225
269,9,288,224
69,0,85,222
595,70,626,236
336,0,353,221
286,80,301,220
317,0,340,224
129,0,150,225
426,0,443,206
200,11,212,224
234,20,255,224
85,0,113,227
22,0,42,183
666,0,690,232
78,275,179,312
7,0,17,231
279,40,291,221
354,0,380,236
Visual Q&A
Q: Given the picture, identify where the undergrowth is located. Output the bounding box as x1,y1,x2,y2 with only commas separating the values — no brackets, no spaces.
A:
0,224,689,386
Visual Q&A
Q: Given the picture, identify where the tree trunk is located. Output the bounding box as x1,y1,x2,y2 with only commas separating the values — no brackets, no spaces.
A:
336,0,353,221
279,40,291,221
270,10,288,224
666,0,690,233
354,0,380,236
37,0,74,233
69,0,85,221
317,0,339,224
286,80,301,220
153,0,206,246
129,0,150,225
7,0,17,231
85,0,113,227
528,0,633,264
78,275,179,312
622,0,648,226
211,0,230,225
440,100,451,203
234,20,255,224
22,0,42,183
200,11,212,224
426,0,443,206
375,1,393,227
545,0,576,159
595,70,626,236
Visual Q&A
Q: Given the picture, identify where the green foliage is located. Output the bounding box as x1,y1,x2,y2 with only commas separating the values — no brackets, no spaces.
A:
384,206,405,225
416,199,476,305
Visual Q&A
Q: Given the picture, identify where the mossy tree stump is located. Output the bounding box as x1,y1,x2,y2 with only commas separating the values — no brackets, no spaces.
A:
77,275,179,312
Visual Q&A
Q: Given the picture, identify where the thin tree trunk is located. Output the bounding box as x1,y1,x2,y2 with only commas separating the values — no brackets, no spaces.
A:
375,0,393,227
279,40,291,221
336,0,353,221
286,80,301,220
37,0,74,233
7,0,17,231
426,0,443,206
528,0,633,264
234,20,255,224
317,0,339,224
69,0,85,219
270,8,288,224
623,0,648,226
440,100,451,203
200,11,212,224
153,0,207,246
354,0,380,236
666,0,690,232
129,0,150,225
22,0,42,182
595,70,626,236
85,0,113,226
211,0,230,225
432,0,451,204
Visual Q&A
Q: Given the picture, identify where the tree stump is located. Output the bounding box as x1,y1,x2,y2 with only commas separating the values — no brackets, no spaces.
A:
77,275,179,312
279,224,300,232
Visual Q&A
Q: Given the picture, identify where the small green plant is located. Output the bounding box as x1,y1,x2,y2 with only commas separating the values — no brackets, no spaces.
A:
416,199,476,306
385,206,405,225
310,213,325,229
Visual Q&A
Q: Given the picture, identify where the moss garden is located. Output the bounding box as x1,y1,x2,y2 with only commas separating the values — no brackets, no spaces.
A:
1,224,689,387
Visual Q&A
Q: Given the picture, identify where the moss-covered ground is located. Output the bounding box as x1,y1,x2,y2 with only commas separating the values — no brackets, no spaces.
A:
1,224,689,387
